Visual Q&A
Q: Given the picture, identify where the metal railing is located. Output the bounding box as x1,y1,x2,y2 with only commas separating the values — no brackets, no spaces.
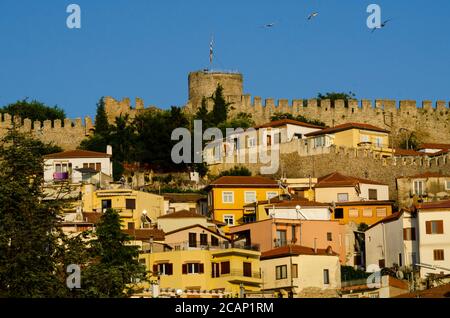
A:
166,241,260,252
217,270,261,279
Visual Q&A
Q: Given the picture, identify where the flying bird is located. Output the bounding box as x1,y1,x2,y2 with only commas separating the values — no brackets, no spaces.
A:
261,22,277,28
371,19,392,33
307,12,319,20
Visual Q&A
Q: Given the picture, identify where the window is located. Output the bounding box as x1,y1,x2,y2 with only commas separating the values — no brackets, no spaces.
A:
126,199,136,210
200,234,208,246
95,163,101,171
379,259,386,268
101,199,112,212
360,135,369,143
375,137,383,147
267,135,272,146
211,236,219,247
266,192,278,201
334,208,344,219
434,250,445,261
89,163,95,170
327,232,333,242
292,225,297,242
189,233,197,247
369,292,380,298
368,189,378,200
223,215,234,226
244,191,257,203
291,264,298,279
349,209,359,218
376,208,387,217
221,261,230,275
182,263,204,275
363,208,373,217
337,193,349,202
243,262,252,277
446,180,450,190
399,253,403,267
403,228,416,241
314,136,325,148
212,263,220,278
426,221,444,234
222,192,234,204
276,230,287,247
413,180,426,195
323,269,330,285
243,215,256,223
248,137,256,148
153,263,173,276
127,222,135,230
276,265,288,280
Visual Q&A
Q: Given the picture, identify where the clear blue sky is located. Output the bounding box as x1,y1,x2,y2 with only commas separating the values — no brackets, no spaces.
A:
0,0,449,118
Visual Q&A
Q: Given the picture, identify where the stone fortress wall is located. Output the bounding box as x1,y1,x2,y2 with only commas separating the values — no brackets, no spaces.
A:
0,113,94,150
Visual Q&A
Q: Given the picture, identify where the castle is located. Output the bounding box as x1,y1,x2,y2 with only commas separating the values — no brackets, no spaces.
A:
1,70,449,150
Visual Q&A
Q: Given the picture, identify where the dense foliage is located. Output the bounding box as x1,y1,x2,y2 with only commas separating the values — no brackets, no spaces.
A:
0,99,66,122
218,166,252,177
270,112,326,127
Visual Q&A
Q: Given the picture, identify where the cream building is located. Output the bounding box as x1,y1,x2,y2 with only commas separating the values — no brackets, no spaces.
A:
260,245,341,298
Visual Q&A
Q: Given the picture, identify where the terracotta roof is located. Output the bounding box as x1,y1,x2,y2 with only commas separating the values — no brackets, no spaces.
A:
271,200,330,208
335,200,395,206
261,245,338,260
416,200,450,210
394,148,428,157
158,210,206,219
255,119,325,130
397,172,449,179
209,176,279,188
419,143,450,150
123,228,165,241
44,149,111,159
367,211,405,230
82,212,103,224
163,193,206,203
315,172,386,188
305,123,390,137
395,283,450,298
165,224,229,240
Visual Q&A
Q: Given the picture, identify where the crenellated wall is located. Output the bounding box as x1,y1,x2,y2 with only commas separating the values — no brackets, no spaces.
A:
0,113,94,150
103,96,161,124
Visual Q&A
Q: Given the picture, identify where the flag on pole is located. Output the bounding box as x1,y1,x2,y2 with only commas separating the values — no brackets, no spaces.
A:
209,36,214,65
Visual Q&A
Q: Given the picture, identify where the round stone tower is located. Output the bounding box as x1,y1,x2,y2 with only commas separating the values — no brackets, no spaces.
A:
188,70,243,106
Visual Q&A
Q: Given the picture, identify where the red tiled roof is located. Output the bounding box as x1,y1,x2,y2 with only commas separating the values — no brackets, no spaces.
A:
165,224,229,240
416,200,450,210
209,176,279,187
315,172,386,188
419,143,450,150
158,210,206,219
271,200,330,208
163,193,206,203
397,172,449,179
395,283,450,298
255,119,325,130
44,149,111,159
367,211,405,230
335,200,395,206
305,123,390,137
123,228,165,241
261,245,338,260
394,148,428,157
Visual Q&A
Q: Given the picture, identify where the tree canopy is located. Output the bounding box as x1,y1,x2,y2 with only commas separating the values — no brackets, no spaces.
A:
270,112,326,127
0,99,66,122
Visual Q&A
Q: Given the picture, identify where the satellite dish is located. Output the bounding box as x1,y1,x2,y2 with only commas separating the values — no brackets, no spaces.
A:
142,210,148,215
295,205,301,211
176,289,183,296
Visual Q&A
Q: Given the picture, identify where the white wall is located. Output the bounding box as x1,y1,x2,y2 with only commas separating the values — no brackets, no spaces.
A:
44,157,112,183
270,207,331,221
417,209,450,277
359,184,389,201
285,124,323,141
315,187,359,203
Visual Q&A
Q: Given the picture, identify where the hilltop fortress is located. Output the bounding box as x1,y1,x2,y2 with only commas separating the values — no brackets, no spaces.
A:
1,70,449,151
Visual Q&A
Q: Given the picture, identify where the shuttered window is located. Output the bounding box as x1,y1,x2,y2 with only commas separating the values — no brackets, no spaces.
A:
403,228,416,241
434,250,445,261
426,221,444,234
243,262,252,277
221,261,230,275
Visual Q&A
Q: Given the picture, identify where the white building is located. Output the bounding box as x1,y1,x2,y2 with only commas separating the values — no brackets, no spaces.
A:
365,210,418,270
264,200,331,221
43,148,113,185
416,200,450,278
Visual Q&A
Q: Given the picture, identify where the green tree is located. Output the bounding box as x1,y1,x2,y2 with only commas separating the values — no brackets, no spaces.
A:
195,97,213,129
81,209,147,297
270,112,326,127
210,84,232,126
94,97,110,137
317,91,356,102
0,99,65,122
218,166,252,177
0,129,67,297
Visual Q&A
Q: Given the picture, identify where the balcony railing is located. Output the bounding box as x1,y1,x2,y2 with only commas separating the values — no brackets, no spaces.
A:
161,241,260,252
217,270,261,279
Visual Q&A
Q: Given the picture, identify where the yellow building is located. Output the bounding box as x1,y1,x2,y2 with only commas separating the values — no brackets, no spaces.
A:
206,176,282,231
139,247,261,298
82,184,164,230
305,122,393,157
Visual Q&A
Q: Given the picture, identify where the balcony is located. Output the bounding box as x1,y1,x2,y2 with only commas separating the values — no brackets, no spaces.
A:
168,241,260,252
53,172,69,181
219,270,262,285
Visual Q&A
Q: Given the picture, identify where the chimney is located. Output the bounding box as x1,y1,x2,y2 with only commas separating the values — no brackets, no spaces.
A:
106,145,112,156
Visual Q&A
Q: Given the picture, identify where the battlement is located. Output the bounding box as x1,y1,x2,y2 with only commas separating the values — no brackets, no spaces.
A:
103,96,158,123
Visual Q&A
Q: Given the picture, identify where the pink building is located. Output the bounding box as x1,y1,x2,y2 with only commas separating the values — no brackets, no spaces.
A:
229,219,348,264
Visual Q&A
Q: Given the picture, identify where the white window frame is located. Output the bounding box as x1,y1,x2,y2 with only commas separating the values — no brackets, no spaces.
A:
363,208,373,218
222,191,234,204
266,191,278,201
375,137,383,148
223,215,235,226
445,180,450,191
349,208,359,218
413,180,426,195
244,191,257,204
248,137,257,148
360,135,369,143
337,193,349,202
